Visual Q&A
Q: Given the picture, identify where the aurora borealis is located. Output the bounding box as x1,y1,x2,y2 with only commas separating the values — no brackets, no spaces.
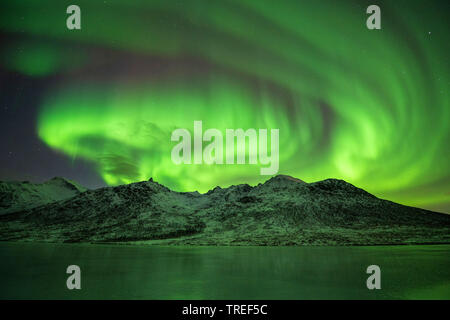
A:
0,0,449,212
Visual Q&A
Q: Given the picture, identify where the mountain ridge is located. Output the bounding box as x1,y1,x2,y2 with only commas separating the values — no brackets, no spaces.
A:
0,175,449,246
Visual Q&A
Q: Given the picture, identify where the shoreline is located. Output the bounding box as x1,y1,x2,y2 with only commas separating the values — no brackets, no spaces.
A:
1,240,450,249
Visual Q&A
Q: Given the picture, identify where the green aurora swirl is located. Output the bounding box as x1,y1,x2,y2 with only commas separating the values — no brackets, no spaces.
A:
1,0,449,212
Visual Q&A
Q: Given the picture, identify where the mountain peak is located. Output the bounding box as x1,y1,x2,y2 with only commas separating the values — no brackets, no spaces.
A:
0,177,87,215
262,174,306,187
46,177,87,193
310,178,372,196
143,177,170,192
47,176,69,184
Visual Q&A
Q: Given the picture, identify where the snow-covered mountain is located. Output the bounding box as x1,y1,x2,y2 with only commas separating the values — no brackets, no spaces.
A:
0,175,449,245
0,177,86,215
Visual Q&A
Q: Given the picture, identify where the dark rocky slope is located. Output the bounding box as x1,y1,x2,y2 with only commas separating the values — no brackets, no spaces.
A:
0,175,449,245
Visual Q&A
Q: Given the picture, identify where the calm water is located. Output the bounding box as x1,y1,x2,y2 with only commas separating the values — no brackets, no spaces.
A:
0,242,449,299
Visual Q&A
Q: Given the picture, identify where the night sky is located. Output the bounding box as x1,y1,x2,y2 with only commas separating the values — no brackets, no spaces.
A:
0,0,449,213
